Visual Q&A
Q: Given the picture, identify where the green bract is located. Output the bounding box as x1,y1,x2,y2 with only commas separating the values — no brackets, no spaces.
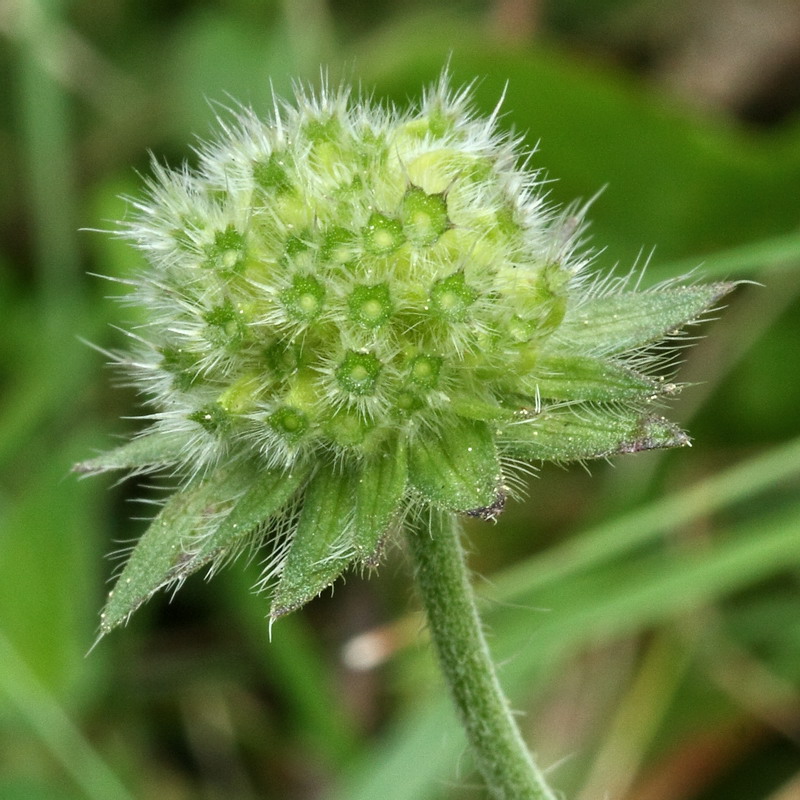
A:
77,76,733,634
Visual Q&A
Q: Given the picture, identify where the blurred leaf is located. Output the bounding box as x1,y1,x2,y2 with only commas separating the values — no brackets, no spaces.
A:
0,632,134,800
167,8,298,139
223,562,361,764
0,430,106,698
16,2,82,328
0,779,83,800
501,505,800,651
657,230,800,279
0,342,97,471
723,591,800,685
494,434,800,601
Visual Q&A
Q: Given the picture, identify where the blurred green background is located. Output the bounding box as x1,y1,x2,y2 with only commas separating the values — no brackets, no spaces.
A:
2,1,800,798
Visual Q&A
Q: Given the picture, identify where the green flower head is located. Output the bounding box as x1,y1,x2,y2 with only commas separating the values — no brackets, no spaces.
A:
77,74,733,634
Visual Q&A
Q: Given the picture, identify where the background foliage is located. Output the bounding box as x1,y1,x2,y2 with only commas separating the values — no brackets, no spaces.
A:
2,1,799,798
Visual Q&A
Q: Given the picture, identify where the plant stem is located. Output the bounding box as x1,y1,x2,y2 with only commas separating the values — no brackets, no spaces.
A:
406,509,559,800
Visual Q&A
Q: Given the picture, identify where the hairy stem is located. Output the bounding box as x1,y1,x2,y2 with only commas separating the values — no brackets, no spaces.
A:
406,510,558,800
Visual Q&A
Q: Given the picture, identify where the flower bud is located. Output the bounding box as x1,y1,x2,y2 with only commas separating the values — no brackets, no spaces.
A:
76,74,734,632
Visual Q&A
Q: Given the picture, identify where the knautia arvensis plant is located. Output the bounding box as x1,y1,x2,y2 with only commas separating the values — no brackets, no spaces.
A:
77,73,733,800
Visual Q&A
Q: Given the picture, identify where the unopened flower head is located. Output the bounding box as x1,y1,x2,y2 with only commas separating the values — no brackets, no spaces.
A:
78,74,733,632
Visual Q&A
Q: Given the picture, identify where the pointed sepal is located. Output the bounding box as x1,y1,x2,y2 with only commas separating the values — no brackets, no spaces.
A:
270,460,358,618
498,407,689,463
408,418,505,518
99,460,259,635
523,354,662,403
74,429,194,475
449,395,519,422
354,436,408,565
186,463,309,571
552,283,735,356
